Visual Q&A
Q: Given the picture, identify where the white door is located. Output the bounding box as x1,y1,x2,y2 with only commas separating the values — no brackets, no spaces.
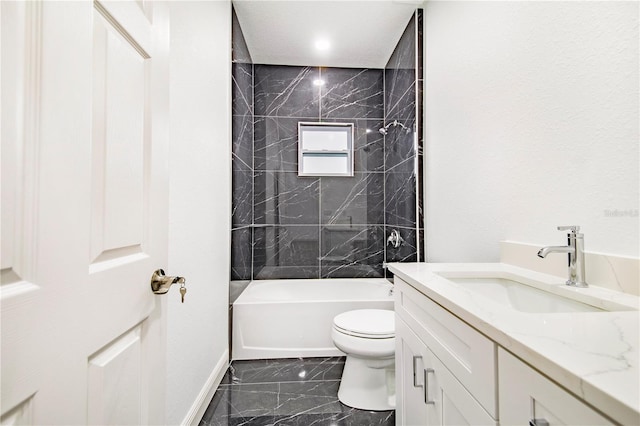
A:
1,1,171,424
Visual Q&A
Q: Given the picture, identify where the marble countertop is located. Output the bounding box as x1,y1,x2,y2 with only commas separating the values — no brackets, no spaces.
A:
387,262,640,425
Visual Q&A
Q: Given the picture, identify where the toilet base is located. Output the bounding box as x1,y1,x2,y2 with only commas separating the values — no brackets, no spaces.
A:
337,355,396,411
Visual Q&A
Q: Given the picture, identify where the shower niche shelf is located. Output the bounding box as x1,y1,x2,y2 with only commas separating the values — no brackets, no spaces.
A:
298,122,354,177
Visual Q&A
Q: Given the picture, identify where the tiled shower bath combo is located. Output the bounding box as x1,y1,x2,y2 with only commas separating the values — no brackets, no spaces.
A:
231,9,424,281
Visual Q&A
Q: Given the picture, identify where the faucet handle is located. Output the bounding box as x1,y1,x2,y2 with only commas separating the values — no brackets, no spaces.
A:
557,225,580,233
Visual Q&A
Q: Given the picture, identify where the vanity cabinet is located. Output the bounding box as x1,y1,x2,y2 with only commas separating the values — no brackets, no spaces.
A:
396,317,497,425
395,277,614,426
498,349,612,426
395,278,497,425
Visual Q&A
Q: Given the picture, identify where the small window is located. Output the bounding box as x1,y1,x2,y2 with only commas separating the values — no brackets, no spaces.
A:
298,122,354,177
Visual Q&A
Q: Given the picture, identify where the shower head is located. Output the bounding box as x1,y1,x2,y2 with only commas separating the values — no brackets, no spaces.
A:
378,120,411,135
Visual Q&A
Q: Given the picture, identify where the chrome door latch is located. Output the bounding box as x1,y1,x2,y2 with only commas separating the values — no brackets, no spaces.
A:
151,269,187,303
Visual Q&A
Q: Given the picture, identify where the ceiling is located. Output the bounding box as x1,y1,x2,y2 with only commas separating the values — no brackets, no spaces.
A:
232,0,420,69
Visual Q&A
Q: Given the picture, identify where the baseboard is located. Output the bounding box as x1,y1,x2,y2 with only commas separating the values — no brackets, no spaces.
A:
181,349,229,426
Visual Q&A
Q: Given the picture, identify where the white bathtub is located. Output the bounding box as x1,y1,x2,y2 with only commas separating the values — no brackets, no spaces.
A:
232,278,394,360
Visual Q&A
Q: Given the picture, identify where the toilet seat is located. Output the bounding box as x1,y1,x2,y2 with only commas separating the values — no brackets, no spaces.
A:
333,309,394,339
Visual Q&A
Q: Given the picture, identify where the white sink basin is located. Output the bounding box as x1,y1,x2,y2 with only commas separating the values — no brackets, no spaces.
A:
435,271,637,314
448,277,603,313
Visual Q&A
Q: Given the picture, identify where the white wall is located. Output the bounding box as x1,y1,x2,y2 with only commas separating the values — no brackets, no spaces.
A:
167,1,231,424
424,1,639,262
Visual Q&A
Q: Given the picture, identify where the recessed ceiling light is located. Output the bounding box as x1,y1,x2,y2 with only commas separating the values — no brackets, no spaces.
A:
315,39,330,51
313,79,325,86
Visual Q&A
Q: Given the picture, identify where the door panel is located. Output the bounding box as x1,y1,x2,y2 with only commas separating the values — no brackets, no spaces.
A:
88,325,143,426
1,1,170,423
1,1,44,418
91,6,147,262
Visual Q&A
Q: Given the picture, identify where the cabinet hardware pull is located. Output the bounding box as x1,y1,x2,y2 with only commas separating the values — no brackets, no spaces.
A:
529,419,549,426
424,368,435,405
412,356,423,388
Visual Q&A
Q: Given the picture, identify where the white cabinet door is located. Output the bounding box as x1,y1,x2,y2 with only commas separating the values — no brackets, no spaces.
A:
397,317,497,426
397,316,429,425
1,1,170,424
498,349,612,426
430,349,496,426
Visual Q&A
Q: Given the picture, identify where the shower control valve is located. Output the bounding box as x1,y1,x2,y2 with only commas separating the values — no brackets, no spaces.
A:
387,229,403,248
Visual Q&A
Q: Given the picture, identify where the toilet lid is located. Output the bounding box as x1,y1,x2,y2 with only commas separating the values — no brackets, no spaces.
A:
333,309,395,338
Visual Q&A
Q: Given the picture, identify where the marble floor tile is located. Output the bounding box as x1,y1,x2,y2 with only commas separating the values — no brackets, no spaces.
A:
200,357,395,426
220,357,345,385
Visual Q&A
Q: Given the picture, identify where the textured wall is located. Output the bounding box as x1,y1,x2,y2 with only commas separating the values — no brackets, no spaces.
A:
168,1,231,423
424,1,639,261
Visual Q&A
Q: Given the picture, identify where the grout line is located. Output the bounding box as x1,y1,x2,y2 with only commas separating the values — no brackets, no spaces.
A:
251,61,255,281
217,379,343,387
383,57,387,278
318,67,323,279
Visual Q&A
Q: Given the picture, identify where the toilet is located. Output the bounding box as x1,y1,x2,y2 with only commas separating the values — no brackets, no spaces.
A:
331,309,396,411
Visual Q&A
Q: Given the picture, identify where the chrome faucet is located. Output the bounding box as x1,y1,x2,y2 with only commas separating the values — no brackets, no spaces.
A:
537,226,587,287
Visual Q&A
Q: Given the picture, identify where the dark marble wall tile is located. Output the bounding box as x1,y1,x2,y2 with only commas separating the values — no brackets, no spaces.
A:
321,68,384,119
231,228,252,281
232,113,253,169
232,163,253,227
385,118,416,173
253,226,319,279
385,172,416,228
386,80,416,123
321,226,384,278
254,171,319,225
254,65,320,118
417,9,423,83
385,14,416,73
254,117,299,172
385,69,415,120
231,19,425,279
382,10,424,266
321,173,383,225
385,226,417,263
331,118,384,172
232,63,253,116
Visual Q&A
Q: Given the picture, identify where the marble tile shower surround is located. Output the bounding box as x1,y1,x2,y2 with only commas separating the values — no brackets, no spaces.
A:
384,10,423,264
231,10,423,280
199,357,395,426
231,6,255,282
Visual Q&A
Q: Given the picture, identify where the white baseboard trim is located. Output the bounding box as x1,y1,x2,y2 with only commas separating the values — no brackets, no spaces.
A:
182,349,229,426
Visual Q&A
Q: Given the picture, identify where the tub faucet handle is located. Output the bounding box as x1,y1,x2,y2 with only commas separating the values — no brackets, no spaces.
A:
387,229,403,248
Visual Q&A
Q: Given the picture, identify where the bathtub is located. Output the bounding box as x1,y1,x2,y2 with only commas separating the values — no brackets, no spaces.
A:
232,278,394,360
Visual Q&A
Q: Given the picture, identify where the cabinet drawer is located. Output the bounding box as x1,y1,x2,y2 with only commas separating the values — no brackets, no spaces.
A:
395,278,497,418
499,349,612,426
